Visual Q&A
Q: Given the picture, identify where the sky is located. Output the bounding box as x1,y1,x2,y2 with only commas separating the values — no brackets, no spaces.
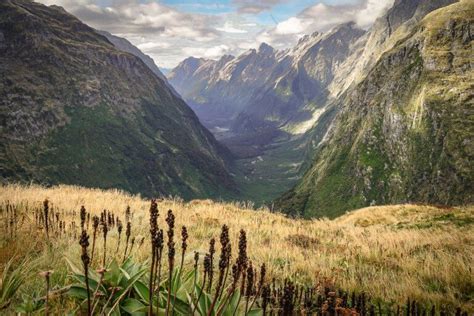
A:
37,0,394,69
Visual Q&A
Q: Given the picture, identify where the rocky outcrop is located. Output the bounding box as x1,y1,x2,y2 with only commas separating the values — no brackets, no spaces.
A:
168,22,367,140
96,30,178,96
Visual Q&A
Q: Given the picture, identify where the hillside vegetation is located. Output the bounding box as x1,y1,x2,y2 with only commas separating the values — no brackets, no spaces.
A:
0,0,235,200
1,184,473,314
277,0,474,218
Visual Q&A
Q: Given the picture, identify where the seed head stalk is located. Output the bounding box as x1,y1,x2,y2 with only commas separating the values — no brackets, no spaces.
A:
217,229,247,316
171,226,187,315
122,221,131,262
247,263,266,312
115,220,123,253
208,225,231,315
101,216,108,267
80,206,86,231
39,271,52,316
149,200,159,316
43,199,49,240
165,210,175,316
79,230,91,315
193,253,210,315
91,216,99,263
154,229,164,293
207,238,215,292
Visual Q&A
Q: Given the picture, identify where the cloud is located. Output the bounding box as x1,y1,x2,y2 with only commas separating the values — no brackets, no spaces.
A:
256,0,394,48
183,45,233,59
355,0,395,27
232,0,288,14
216,22,248,34
36,0,394,68
275,17,308,35
137,42,171,50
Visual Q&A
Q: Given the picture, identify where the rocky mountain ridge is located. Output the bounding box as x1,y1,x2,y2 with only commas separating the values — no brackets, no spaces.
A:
276,0,473,217
169,0,472,216
0,0,236,199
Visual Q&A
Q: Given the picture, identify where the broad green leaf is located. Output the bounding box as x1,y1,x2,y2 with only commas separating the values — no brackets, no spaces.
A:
121,298,147,315
107,269,148,315
133,280,150,304
247,308,263,316
68,286,88,300
105,259,122,286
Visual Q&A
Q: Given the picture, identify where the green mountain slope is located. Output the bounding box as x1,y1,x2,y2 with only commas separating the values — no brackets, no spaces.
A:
276,0,474,218
0,0,236,199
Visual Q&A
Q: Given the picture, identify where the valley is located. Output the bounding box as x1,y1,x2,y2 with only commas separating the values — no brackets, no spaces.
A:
0,0,473,314
167,0,473,216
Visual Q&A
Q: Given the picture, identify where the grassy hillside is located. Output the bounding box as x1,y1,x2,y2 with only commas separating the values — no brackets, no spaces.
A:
276,0,474,218
1,184,473,314
0,0,235,200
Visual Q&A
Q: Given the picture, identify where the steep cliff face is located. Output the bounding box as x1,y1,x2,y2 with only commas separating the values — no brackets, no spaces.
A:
276,0,473,218
168,44,282,127
332,0,457,95
232,22,366,135
167,57,207,97
0,0,236,199
169,25,366,135
96,30,172,88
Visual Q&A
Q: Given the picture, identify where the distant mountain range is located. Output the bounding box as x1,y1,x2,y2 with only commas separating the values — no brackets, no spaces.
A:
169,0,473,217
0,0,236,200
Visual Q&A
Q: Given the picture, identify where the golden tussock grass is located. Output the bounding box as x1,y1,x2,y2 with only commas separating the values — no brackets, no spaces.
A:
1,183,473,312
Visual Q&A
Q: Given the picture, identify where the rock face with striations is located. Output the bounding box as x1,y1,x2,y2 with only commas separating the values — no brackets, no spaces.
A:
0,0,236,199
276,0,473,218
168,44,282,128
168,23,367,140
96,30,177,95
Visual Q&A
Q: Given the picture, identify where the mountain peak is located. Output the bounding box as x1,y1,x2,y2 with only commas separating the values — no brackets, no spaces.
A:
328,21,365,37
258,42,274,55
219,54,235,63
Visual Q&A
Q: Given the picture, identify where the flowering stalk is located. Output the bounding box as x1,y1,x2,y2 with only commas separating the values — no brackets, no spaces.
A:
149,199,159,316
90,216,99,264
165,210,175,316
79,230,91,315
208,225,231,315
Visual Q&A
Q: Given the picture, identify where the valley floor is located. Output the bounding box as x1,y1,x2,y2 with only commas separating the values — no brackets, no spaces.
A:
1,184,473,313
208,122,310,206
227,134,307,206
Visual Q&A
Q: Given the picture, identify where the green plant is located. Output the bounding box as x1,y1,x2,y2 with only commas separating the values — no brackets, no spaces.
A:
66,258,148,315
15,293,44,315
0,258,34,310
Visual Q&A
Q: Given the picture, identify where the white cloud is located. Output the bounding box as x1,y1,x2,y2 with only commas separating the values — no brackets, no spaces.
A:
217,22,248,34
183,45,232,59
232,0,288,14
137,42,171,50
35,0,394,68
256,0,394,49
355,0,395,27
275,17,308,35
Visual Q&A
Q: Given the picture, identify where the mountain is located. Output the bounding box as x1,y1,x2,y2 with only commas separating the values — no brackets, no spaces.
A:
96,30,167,82
0,0,236,199
168,44,282,128
168,21,368,203
231,22,366,136
168,25,366,136
96,30,180,97
276,0,473,218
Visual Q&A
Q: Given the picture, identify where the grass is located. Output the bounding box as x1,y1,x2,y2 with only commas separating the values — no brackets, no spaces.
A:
0,184,473,314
